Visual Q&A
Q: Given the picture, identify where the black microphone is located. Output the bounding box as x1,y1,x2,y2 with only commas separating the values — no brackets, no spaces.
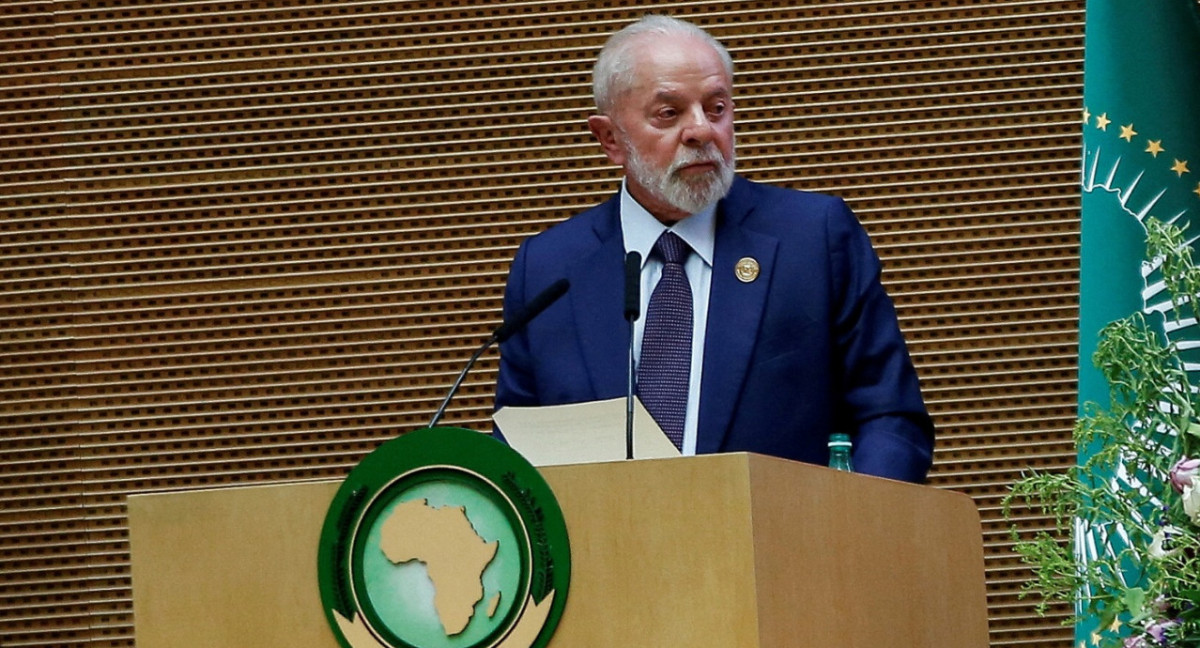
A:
494,278,570,343
624,252,641,459
428,278,570,428
624,251,641,321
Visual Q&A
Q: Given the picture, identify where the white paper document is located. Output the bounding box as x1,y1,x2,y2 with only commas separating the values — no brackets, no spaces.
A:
492,397,681,466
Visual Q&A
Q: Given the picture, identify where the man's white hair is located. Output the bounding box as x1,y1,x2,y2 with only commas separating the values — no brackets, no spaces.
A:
592,15,734,115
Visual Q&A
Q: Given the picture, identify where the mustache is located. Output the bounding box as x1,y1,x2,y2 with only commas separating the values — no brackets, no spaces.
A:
668,145,727,175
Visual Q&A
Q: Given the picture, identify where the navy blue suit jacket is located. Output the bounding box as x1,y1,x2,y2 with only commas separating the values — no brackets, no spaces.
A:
495,176,934,483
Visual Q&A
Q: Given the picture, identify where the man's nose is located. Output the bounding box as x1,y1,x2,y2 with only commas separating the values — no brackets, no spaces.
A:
680,106,713,146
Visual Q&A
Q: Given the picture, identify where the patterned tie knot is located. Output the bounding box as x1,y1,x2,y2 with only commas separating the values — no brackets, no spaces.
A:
654,231,690,265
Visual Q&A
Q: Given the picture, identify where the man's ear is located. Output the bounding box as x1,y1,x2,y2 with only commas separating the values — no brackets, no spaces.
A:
587,115,626,166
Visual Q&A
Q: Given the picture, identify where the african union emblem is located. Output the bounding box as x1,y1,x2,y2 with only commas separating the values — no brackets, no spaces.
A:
318,427,570,648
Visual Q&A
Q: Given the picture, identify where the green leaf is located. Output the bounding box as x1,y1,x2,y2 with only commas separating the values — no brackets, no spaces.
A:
1178,603,1200,622
1187,420,1200,438
1124,587,1150,622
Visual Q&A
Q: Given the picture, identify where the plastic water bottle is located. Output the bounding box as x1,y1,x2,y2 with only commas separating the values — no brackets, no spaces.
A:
828,433,853,472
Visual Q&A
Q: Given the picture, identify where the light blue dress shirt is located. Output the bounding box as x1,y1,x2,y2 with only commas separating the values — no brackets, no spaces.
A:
619,181,717,456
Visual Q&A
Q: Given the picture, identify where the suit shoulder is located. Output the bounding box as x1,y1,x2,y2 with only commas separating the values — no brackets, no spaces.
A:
732,177,856,229
518,197,615,253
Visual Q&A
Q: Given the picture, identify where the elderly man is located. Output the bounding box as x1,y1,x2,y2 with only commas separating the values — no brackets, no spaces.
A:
494,15,934,483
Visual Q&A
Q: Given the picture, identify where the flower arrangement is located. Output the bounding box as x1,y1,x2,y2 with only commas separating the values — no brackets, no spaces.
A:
1004,218,1200,647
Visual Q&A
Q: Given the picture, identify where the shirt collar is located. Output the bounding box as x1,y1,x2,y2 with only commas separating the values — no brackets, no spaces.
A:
619,178,717,267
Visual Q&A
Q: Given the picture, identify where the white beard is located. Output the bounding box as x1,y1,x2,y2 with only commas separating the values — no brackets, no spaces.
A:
623,136,736,215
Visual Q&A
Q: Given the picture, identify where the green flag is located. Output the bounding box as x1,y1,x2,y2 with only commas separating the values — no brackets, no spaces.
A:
1078,0,1200,644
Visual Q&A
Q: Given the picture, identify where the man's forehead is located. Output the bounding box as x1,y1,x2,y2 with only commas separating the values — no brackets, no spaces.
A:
627,32,719,65
625,34,732,90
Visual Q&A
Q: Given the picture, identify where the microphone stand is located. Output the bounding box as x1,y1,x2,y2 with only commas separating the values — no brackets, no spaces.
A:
624,251,641,460
429,336,495,429
626,318,636,459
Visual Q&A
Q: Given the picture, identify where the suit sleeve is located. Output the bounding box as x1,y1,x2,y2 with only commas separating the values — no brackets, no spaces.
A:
827,200,934,483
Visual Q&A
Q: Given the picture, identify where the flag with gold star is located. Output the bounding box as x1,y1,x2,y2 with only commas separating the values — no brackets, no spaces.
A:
1077,0,1200,645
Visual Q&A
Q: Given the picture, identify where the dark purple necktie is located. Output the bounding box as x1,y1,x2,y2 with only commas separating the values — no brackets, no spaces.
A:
637,231,692,450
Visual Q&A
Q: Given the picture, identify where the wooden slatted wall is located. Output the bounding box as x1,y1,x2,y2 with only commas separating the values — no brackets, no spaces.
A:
1,1,1081,646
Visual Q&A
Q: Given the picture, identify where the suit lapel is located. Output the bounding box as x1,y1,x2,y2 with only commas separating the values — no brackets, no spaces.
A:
566,197,630,399
696,181,778,454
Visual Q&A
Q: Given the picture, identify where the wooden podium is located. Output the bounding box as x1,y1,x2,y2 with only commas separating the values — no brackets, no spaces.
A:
128,453,989,647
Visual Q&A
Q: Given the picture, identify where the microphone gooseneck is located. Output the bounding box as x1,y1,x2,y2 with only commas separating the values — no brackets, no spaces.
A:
624,251,641,460
428,278,570,429
494,278,570,344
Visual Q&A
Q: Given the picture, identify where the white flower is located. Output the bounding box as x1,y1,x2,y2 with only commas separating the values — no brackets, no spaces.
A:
1184,482,1200,527
1148,526,1183,559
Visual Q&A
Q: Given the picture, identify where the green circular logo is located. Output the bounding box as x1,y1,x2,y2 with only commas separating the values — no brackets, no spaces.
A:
318,428,570,648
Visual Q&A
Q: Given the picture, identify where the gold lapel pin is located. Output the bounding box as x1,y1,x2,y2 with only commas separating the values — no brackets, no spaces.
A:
734,257,760,283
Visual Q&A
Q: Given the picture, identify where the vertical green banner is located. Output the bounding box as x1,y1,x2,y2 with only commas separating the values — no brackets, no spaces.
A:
1078,0,1200,644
